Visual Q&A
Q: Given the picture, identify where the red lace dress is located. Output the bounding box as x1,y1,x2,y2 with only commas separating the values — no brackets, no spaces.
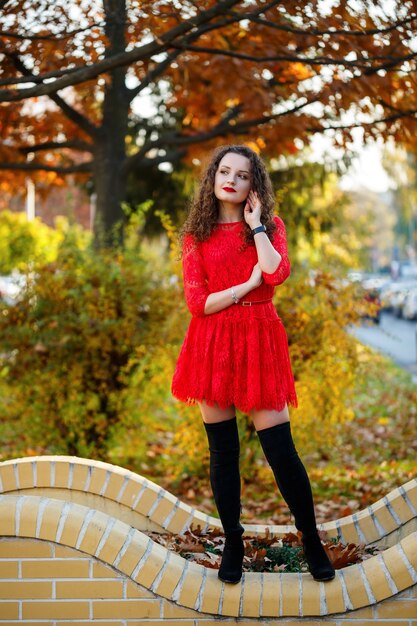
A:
171,215,298,413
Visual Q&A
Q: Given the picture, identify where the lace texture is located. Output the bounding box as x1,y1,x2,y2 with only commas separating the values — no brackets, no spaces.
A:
172,215,298,413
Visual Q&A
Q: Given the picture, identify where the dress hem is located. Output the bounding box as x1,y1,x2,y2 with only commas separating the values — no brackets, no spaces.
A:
171,390,298,414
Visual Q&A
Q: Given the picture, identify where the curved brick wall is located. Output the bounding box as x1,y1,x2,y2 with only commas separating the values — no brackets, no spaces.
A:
0,456,416,624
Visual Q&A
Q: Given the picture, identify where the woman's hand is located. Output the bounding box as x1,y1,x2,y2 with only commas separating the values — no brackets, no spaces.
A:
247,262,263,289
244,190,262,229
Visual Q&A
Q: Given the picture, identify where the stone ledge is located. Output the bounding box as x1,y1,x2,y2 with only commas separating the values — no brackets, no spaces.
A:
0,456,415,546
0,492,416,618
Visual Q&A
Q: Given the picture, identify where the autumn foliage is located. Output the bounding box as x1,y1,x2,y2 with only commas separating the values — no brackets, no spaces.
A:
1,1,417,236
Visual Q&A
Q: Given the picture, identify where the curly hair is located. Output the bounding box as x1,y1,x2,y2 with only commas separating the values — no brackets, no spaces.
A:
177,144,277,258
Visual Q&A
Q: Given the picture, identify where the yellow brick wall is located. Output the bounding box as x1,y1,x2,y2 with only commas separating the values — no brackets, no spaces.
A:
0,456,416,624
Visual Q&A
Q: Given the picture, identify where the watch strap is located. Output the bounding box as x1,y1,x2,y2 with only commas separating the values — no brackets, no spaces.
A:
252,224,267,235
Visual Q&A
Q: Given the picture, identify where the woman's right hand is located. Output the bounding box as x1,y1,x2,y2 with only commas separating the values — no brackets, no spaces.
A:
247,262,263,289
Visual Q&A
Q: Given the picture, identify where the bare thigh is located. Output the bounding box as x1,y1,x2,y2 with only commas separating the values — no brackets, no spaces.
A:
198,400,236,424
248,404,290,431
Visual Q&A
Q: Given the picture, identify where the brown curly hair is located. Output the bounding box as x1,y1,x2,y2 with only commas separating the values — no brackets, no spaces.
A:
177,144,277,258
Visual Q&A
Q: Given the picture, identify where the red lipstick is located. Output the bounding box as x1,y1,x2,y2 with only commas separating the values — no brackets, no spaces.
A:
222,187,236,192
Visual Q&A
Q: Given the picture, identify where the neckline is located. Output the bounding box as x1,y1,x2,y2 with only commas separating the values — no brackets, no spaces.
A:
215,219,244,226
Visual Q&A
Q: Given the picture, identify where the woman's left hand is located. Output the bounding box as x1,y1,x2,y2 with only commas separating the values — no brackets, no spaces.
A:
244,190,262,228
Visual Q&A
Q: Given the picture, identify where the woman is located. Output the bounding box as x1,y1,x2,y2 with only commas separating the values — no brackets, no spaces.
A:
171,145,335,584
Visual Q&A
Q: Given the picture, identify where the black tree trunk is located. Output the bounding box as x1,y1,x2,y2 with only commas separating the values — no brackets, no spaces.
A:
93,0,129,244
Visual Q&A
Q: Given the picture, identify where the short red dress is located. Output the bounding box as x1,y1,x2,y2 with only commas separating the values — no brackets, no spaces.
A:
171,215,298,413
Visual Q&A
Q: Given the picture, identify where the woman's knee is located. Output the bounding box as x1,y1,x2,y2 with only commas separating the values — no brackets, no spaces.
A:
198,400,236,424
249,404,290,432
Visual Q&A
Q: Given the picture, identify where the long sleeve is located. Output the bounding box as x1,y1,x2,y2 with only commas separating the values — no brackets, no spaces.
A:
261,215,291,286
182,234,210,317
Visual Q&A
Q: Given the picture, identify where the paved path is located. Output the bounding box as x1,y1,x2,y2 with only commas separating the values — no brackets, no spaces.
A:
348,312,417,382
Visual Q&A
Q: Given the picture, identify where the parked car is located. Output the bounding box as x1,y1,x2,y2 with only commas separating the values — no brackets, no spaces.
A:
402,287,417,320
379,280,417,313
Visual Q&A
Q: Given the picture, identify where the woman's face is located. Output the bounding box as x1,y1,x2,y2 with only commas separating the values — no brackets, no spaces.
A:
214,152,252,206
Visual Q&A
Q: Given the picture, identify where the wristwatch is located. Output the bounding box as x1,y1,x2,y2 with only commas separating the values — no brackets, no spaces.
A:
252,224,267,235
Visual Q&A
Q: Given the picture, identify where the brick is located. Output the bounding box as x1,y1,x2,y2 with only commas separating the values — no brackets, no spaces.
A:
133,487,159,517
0,497,16,535
148,496,177,527
95,519,130,563
17,460,34,489
342,622,409,626
0,622,54,626
198,569,222,615
354,508,380,543
0,581,52,599
403,479,417,509
177,563,204,609
341,564,373,610
115,533,149,577
92,599,161,618
389,488,417,524
102,472,126,500
117,479,143,509
371,500,401,535
22,559,90,578
220,576,242,617
362,557,397,602
0,561,18,578
152,553,187,599
301,575,321,616
338,605,374,618
78,509,109,554
92,561,121,578
335,517,361,545
126,580,155,598
59,623,123,626
382,545,415,591
39,499,66,542
375,598,417,619
35,460,53,487
18,497,41,538
162,600,200,618
0,463,18,493
324,575,346,614
54,545,89,558
0,603,19,619
261,572,280,617
22,600,90,619
163,504,193,534
399,533,417,570
58,504,86,547
0,538,52,558
241,573,262,617
53,460,71,488
56,580,123,598
127,622,193,626
88,466,108,495
70,462,90,491
281,572,301,615
133,540,169,589
267,622,336,626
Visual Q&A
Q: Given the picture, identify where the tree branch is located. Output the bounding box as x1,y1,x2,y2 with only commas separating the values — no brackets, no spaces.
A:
0,161,93,174
0,0,243,103
170,43,417,71
231,12,417,38
1,47,99,137
18,140,93,154
0,22,102,41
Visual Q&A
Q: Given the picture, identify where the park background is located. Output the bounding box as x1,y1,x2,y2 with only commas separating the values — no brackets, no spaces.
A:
0,0,416,528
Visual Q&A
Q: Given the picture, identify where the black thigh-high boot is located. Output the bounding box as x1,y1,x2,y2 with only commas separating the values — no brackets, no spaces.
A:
257,421,335,581
204,417,244,584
